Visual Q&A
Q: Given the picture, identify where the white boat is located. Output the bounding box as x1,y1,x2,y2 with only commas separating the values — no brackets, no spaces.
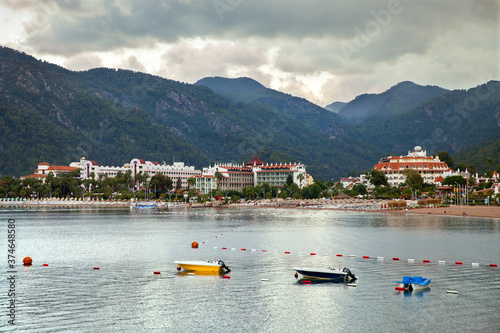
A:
175,260,231,273
130,201,158,209
393,276,431,291
294,266,356,282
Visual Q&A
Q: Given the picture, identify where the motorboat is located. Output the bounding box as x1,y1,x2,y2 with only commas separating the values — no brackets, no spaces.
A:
175,260,231,273
130,201,158,209
294,266,356,282
393,276,431,292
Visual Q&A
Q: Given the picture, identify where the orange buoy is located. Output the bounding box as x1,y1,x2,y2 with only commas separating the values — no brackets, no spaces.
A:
191,241,199,248
23,257,32,266
154,271,161,275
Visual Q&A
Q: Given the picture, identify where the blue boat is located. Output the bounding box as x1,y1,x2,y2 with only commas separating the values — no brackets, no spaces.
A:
130,201,158,209
393,276,431,291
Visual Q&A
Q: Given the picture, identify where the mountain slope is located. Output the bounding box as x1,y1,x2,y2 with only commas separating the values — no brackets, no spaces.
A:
324,101,347,113
337,81,449,122
453,131,500,174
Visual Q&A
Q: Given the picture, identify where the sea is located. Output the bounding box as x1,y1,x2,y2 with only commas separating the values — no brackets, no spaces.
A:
1,206,499,332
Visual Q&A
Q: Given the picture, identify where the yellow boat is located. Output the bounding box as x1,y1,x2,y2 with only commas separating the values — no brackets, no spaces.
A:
174,260,230,273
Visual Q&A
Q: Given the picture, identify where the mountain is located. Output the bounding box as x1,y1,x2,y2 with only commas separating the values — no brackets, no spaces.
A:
337,81,449,123
195,76,348,138
453,131,500,174
324,101,346,113
0,47,381,179
354,81,500,156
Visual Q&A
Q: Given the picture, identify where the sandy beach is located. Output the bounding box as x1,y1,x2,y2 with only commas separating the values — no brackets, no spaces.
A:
397,205,500,218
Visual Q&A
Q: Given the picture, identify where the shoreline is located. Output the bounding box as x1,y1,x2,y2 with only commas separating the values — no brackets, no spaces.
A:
1,198,498,219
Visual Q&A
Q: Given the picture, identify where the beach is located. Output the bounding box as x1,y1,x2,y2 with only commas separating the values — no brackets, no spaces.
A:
398,205,500,218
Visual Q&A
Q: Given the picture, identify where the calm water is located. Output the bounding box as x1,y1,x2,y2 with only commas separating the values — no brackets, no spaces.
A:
1,207,499,332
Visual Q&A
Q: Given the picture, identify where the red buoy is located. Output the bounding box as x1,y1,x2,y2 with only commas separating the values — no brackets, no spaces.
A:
262,250,267,252
392,257,399,261
285,251,290,254
223,275,230,279
154,271,161,275
191,241,199,248
423,259,430,263
310,253,316,256
363,256,369,259
490,264,498,267
241,248,246,251
455,261,463,265
295,272,298,279
42,263,48,266
23,257,32,266
336,254,342,257
395,287,406,291
222,247,227,250
93,267,100,270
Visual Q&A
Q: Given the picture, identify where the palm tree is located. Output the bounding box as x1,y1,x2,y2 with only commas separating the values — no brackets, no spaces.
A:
214,171,223,190
487,158,494,171
297,173,305,193
187,177,196,190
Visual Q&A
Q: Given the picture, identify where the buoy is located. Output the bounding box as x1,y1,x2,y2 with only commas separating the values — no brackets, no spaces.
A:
295,272,299,279
262,250,267,252
285,251,290,254
310,253,316,256
363,256,369,259
42,263,48,266
395,287,406,291
154,271,161,275
23,257,32,266
222,247,227,250
392,257,399,261
212,247,218,250
336,254,342,257
347,284,357,287
423,259,430,263
377,257,384,260
191,241,199,248
261,278,270,282
93,267,100,270
439,260,446,264
490,264,498,267
241,248,246,251
302,280,312,284
349,255,356,258
251,249,256,252
67,266,74,269
455,261,463,265
447,290,458,294
222,275,230,279
471,263,479,266
177,266,181,271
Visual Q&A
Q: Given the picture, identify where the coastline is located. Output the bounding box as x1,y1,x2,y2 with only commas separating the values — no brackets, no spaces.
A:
1,198,498,218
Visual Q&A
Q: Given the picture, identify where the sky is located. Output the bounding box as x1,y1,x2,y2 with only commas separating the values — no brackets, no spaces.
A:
0,0,498,106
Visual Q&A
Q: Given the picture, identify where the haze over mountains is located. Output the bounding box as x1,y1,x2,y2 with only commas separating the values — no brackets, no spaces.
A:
1,46,499,180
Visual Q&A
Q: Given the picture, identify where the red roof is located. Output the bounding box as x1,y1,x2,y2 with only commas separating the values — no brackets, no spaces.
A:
37,162,51,165
47,166,77,171
21,174,47,179
434,176,444,182
245,156,264,166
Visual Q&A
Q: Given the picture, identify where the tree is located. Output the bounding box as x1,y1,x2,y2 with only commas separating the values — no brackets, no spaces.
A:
297,173,305,191
214,171,223,190
438,151,454,168
366,169,388,187
442,175,467,186
486,158,494,171
151,174,173,194
187,177,196,190
175,177,182,191
403,169,423,189
352,184,367,195
285,174,293,186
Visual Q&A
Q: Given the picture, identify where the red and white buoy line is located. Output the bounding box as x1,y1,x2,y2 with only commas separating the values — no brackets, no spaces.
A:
207,248,499,268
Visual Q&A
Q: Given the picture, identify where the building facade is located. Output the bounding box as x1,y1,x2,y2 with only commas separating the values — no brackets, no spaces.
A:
372,146,451,187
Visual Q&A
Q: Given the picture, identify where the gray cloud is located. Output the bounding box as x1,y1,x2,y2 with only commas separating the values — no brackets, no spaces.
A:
0,0,498,104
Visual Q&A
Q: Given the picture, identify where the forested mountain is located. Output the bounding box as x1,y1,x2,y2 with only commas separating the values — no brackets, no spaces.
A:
324,101,347,113
195,76,347,138
337,81,449,123
454,132,500,173
353,81,500,162
0,47,381,179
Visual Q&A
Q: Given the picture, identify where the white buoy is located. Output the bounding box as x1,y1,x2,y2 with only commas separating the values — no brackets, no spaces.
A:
438,260,446,264
377,257,384,260
67,266,74,269
261,278,270,282
472,263,480,266
251,249,256,252
212,247,218,249
349,255,356,258
231,248,236,251
447,290,458,294
408,258,415,262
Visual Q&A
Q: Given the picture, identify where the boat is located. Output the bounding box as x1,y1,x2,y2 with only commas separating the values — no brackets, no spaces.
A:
130,201,158,209
293,266,356,282
393,276,431,292
175,260,231,273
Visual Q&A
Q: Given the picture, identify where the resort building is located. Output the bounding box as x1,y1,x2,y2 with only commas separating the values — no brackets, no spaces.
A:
195,156,308,193
372,146,451,187
20,162,78,181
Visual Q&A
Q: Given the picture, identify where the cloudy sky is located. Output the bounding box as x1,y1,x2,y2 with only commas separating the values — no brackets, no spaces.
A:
0,0,498,105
